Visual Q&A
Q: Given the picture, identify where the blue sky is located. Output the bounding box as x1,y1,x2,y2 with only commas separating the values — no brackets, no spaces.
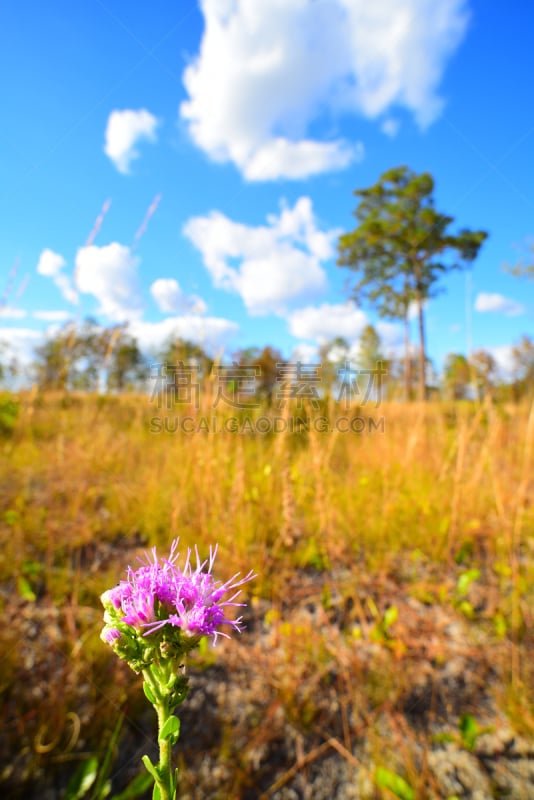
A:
1,0,533,378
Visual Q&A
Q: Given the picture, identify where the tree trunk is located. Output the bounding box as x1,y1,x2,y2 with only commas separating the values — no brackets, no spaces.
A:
403,312,411,402
416,290,426,402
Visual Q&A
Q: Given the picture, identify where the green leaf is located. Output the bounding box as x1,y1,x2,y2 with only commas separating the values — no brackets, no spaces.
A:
159,715,180,743
4,509,19,526
383,605,398,629
143,682,156,704
17,575,36,602
454,538,473,564
64,756,99,800
457,569,480,596
367,597,379,618
459,713,479,750
457,600,474,619
376,766,415,800
97,780,111,798
22,559,42,576
141,754,159,784
493,612,507,638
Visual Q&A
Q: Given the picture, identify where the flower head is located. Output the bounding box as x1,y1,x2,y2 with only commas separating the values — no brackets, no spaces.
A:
101,540,255,668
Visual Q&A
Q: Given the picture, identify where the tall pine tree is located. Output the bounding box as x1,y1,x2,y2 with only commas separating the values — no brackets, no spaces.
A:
338,166,487,400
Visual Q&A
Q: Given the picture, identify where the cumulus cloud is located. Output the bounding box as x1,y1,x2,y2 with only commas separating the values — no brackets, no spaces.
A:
75,242,142,321
291,342,320,363
36,249,65,277
287,305,405,365
36,248,78,304
239,138,360,182
150,278,207,315
180,0,469,180
489,345,515,377
104,109,159,174
130,315,238,356
183,197,335,315
0,326,42,366
474,292,525,317
288,301,368,343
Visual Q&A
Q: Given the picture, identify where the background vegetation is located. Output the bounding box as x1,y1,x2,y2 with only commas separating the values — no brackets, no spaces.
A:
0,382,532,798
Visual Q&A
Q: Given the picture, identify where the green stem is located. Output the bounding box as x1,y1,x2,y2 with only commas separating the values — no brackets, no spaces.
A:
155,699,174,800
142,664,178,800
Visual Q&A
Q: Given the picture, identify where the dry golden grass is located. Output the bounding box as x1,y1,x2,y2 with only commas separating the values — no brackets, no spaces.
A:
0,391,532,797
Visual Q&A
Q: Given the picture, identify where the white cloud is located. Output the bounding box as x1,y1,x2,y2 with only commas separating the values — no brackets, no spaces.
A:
241,137,360,182
474,292,525,317
489,345,514,377
288,301,368,343
0,306,26,319
130,315,238,356
75,242,142,321
0,326,42,366
287,304,405,360
36,249,65,277
180,0,468,180
32,310,73,322
54,275,79,305
104,109,159,174
291,342,320,363
184,197,335,315
375,320,405,351
150,278,207,315
36,248,78,304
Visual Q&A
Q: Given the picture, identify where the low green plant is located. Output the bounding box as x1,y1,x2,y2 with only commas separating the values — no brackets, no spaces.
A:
0,395,18,435
17,559,43,602
453,568,480,618
433,713,493,751
375,765,415,800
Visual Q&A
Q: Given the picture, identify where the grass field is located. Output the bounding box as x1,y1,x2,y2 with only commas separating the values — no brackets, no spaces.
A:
1,391,533,798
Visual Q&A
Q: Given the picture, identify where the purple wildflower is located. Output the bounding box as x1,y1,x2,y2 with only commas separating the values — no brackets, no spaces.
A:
104,540,255,645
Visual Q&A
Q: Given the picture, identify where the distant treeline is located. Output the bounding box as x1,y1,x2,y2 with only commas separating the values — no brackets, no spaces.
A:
1,320,533,403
